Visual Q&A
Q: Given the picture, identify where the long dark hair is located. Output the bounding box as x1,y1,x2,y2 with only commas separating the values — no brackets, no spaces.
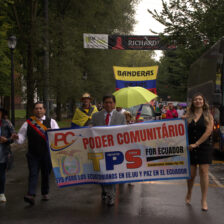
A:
186,93,211,125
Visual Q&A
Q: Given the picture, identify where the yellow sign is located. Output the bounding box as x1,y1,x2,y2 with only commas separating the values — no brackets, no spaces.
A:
113,66,158,81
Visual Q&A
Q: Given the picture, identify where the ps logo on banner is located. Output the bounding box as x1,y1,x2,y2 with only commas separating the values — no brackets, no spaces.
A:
88,149,142,171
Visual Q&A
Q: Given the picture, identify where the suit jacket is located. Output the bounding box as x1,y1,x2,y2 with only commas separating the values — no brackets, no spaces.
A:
91,110,126,127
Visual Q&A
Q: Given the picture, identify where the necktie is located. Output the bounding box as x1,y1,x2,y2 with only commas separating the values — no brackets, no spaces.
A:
105,113,110,126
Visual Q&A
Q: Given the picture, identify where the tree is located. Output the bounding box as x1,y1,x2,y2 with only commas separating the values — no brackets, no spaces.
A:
148,0,224,101
5,0,44,116
0,0,11,96
157,49,188,101
48,0,140,120
2,0,158,121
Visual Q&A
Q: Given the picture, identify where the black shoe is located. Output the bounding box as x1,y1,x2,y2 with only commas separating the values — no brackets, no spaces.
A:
202,208,208,212
201,201,208,211
42,195,49,201
24,195,35,205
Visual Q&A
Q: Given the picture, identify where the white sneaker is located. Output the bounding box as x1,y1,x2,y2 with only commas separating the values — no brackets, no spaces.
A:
0,194,7,202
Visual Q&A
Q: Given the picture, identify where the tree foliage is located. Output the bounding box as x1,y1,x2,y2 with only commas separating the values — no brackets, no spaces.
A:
149,0,224,101
47,0,140,119
1,0,160,120
0,0,11,96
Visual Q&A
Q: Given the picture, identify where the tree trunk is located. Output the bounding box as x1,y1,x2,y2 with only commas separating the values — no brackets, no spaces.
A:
26,41,35,118
26,0,38,118
56,90,62,121
3,96,10,117
43,0,50,116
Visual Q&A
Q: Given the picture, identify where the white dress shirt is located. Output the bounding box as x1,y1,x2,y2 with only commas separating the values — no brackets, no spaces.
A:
104,110,115,126
119,108,126,114
16,115,59,144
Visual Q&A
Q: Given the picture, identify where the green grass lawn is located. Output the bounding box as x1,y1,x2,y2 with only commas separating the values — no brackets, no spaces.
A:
14,109,71,129
15,119,71,131
57,119,71,128
15,109,26,118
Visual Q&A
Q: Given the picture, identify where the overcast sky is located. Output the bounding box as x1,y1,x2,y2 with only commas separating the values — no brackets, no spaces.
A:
134,0,165,35
134,0,167,59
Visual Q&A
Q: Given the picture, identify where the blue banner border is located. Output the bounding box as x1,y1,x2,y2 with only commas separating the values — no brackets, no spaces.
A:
46,118,191,188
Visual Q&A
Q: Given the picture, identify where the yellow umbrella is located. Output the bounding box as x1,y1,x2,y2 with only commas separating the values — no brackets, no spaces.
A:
113,86,158,108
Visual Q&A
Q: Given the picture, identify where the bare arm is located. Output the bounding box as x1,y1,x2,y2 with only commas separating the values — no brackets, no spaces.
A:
12,122,28,144
190,115,214,149
181,114,187,119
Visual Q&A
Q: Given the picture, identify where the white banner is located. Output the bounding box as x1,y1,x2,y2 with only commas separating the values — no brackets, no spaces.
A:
47,119,190,187
83,33,108,49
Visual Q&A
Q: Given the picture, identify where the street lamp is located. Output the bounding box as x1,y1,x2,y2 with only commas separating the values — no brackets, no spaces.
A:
8,36,17,126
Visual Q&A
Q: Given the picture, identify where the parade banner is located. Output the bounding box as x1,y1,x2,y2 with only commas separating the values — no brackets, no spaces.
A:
83,34,176,50
47,119,190,188
113,66,158,94
83,33,108,49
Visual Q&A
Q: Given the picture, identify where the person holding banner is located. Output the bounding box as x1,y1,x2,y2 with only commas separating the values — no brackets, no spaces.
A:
124,111,134,124
71,93,98,128
90,95,126,206
12,102,59,205
184,93,214,211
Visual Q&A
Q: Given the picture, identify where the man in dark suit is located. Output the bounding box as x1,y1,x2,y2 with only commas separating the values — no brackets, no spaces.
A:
91,94,126,206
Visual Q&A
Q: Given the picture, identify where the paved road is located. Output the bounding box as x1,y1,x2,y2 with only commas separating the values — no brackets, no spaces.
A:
1,145,224,224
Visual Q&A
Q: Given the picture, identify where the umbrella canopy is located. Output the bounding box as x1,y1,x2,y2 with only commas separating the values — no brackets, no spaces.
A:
113,86,158,108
